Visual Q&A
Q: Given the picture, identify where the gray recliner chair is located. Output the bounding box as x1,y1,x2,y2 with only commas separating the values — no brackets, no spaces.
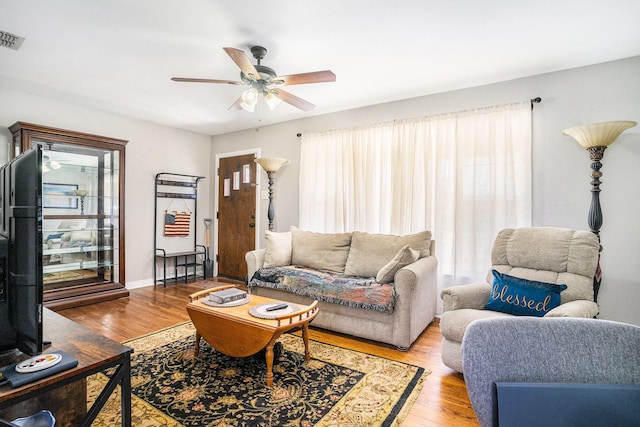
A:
440,227,600,373
462,317,640,427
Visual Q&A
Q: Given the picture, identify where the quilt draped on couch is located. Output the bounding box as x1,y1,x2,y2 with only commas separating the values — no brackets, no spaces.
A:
249,266,396,314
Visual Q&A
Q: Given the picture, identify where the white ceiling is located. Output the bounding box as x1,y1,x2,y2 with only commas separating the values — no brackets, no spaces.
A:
2,0,640,136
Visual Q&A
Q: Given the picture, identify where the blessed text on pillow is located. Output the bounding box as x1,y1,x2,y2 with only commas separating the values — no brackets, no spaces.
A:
485,270,567,316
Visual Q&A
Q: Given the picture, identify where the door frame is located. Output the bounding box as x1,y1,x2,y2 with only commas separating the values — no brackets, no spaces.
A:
213,148,262,277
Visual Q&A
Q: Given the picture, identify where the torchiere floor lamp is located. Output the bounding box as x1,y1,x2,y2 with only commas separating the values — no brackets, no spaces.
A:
562,120,637,299
255,157,287,231
74,189,89,215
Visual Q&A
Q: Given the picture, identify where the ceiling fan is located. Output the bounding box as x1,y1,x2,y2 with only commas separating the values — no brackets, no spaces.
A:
171,46,336,112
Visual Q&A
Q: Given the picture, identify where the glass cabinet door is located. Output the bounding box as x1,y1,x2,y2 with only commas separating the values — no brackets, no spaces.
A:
10,122,127,310
40,145,120,289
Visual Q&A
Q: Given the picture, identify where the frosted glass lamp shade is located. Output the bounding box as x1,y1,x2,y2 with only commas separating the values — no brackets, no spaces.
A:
255,157,287,172
562,121,637,148
240,88,259,112
264,92,282,111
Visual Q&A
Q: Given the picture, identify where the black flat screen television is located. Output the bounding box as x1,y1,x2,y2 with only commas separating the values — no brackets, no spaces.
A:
0,145,44,356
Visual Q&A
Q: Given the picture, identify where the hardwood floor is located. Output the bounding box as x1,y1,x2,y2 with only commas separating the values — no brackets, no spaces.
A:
58,279,479,426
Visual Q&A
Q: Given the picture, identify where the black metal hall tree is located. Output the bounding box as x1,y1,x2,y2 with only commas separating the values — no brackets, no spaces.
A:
154,172,205,286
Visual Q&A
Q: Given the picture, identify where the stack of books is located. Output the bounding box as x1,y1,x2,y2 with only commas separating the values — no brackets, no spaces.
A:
208,288,247,304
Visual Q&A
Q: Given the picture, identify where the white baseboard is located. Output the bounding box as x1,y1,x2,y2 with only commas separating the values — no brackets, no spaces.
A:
127,271,207,289
126,278,155,289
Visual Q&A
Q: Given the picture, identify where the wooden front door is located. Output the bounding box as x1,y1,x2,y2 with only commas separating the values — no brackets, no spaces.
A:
217,153,257,280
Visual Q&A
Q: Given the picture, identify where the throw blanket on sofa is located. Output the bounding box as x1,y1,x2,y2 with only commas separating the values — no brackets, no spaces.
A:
249,266,396,314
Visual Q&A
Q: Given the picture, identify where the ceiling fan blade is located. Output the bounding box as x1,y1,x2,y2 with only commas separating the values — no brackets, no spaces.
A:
228,95,243,110
171,77,243,85
223,47,260,81
275,70,336,86
273,89,315,111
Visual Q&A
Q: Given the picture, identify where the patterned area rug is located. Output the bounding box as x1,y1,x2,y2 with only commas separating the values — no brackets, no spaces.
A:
88,322,429,426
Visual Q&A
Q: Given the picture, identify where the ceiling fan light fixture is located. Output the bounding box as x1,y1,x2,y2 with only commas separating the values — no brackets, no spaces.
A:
240,88,259,112
242,88,259,104
264,92,282,111
173,45,336,113
240,101,255,112
42,155,61,171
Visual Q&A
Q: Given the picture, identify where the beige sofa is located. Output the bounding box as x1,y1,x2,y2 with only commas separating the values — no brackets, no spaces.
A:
246,227,438,349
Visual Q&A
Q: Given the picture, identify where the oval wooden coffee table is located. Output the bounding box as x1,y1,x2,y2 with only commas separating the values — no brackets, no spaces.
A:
187,285,319,386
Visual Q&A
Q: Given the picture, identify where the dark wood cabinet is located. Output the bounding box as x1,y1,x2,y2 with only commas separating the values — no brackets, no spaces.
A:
10,122,128,309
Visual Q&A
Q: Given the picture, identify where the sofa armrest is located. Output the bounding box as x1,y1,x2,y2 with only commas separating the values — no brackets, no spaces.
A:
545,300,599,318
394,255,438,347
440,283,491,312
394,256,438,295
245,249,266,282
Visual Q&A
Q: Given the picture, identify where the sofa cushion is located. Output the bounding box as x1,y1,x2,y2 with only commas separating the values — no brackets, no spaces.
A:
58,219,88,230
485,270,567,317
376,245,420,284
344,230,431,278
290,227,352,273
263,230,292,268
61,230,94,244
440,308,511,342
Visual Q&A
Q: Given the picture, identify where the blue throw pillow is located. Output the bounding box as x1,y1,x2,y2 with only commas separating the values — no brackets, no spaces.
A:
485,270,567,317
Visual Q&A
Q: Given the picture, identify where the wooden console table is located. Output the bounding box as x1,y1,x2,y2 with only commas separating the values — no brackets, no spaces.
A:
0,309,132,426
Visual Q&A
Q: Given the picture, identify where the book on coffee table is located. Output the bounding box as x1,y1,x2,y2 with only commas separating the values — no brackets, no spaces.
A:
208,288,247,304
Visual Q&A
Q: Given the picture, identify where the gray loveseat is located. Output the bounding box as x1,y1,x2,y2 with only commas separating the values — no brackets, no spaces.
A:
245,227,437,349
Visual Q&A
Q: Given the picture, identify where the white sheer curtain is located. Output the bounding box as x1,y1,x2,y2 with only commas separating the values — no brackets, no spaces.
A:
299,102,532,307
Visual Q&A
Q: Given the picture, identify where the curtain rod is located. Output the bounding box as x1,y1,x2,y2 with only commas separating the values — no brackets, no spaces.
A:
297,97,543,136
531,97,542,110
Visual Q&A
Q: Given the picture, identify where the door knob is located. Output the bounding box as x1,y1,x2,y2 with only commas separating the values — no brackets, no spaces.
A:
249,223,255,228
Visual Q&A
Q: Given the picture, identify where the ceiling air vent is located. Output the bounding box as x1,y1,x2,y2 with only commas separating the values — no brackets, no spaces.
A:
0,30,25,51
